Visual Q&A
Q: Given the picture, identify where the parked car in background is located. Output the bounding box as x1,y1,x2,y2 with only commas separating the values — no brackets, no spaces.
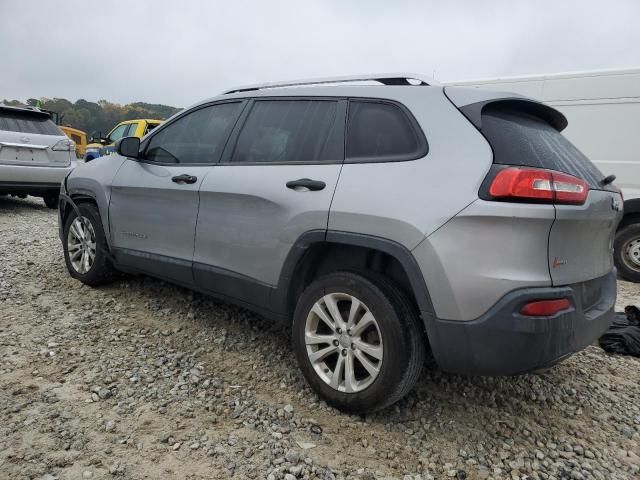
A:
446,68,640,281
0,104,76,208
58,74,621,412
60,126,88,159
84,119,162,162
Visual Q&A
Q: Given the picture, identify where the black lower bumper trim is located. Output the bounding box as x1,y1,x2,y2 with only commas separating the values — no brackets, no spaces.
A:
423,270,616,376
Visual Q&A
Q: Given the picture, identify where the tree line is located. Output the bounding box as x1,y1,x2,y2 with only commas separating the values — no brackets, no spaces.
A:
1,97,181,135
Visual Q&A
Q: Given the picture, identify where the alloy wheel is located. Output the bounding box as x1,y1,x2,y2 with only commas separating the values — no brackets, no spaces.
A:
67,216,97,274
304,292,383,393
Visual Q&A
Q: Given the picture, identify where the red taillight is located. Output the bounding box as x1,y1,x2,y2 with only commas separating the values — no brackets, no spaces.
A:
552,171,588,205
520,298,571,316
488,167,588,205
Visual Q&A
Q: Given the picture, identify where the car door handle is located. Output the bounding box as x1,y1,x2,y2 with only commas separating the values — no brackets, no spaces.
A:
286,178,326,191
171,174,197,184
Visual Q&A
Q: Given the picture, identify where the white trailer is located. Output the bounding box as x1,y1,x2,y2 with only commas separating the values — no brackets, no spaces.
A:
446,68,640,281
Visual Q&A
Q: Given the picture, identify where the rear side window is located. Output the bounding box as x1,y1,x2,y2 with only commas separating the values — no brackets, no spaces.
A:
346,101,425,161
481,106,606,189
231,100,340,163
145,102,241,164
0,110,61,135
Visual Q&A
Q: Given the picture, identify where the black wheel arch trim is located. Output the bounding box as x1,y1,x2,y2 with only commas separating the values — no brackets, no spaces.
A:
622,198,640,216
272,230,436,322
60,190,99,223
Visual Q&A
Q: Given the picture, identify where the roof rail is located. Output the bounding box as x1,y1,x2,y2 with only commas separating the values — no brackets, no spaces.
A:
222,73,438,94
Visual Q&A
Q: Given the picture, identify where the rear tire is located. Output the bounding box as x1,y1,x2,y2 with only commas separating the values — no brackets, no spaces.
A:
614,223,640,283
63,203,118,286
292,271,425,413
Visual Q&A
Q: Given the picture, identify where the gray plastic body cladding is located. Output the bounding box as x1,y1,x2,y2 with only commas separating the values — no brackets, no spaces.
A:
424,270,616,376
63,155,126,239
548,190,622,286
329,88,493,250
413,199,555,321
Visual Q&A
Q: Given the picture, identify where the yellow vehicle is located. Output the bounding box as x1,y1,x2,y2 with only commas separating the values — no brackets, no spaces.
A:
84,119,162,162
60,126,88,158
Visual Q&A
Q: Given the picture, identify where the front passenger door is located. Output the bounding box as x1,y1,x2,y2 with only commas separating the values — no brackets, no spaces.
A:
109,101,244,284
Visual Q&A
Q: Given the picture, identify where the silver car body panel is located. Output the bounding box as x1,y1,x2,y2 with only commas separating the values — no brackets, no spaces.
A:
0,130,72,168
413,200,556,320
548,190,622,285
109,159,207,285
329,87,492,249
195,164,341,286
0,162,75,185
64,155,127,236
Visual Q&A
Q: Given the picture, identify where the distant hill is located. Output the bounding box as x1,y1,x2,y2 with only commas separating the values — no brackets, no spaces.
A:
1,97,181,135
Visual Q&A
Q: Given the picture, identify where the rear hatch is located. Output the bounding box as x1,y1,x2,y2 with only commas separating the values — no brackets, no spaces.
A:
446,88,622,286
0,107,72,167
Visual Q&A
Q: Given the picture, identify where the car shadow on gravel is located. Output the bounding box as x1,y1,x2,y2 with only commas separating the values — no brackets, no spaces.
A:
0,196,49,212
101,271,604,425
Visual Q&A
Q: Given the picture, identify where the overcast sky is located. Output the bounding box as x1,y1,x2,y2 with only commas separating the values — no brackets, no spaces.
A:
1,0,639,107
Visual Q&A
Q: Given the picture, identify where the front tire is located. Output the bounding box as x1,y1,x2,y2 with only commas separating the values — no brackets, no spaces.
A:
614,223,640,282
292,271,425,413
63,203,118,286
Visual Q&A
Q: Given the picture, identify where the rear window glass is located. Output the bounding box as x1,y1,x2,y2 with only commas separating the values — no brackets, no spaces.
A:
481,107,607,189
0,110,62,135
346,101,422,160
232,100,340,163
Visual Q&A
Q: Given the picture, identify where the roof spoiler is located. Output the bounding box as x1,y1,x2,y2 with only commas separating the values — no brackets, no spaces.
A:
0,104,53,119
444,87,568,131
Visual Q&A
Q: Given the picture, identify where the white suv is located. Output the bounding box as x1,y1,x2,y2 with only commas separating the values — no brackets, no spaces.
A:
0,105,76,208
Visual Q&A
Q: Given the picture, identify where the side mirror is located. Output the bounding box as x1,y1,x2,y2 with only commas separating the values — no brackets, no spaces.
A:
116,136,141,159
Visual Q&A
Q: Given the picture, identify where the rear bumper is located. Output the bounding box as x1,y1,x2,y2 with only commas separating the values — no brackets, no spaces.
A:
423,270,616,375
0,163,74,195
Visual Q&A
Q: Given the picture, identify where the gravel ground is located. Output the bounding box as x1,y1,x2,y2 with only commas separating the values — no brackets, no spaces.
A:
1,196,639,480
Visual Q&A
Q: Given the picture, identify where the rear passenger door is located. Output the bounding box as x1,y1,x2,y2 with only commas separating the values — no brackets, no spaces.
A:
193,98,346,309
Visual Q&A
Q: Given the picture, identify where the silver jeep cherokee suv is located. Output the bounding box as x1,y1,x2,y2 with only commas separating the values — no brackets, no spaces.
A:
58,74,621,413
